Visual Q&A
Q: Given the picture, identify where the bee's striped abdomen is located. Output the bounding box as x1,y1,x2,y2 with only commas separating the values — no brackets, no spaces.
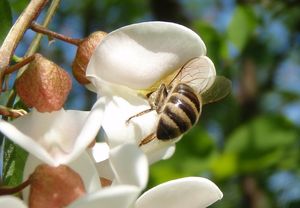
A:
156,83,202,141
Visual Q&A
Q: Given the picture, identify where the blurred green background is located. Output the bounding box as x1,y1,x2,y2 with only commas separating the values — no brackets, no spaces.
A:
3,0,300,207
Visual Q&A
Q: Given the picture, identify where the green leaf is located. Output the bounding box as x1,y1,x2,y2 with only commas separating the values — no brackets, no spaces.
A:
0,0,12,45
3,139,28,186
226,116,297,153
193,21,222,63
227,5,257,51
10,0,29,14
225,115,298,172
211,152,237,180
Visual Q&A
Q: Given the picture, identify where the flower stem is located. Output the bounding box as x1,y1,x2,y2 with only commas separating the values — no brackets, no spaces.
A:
30,22,82,46
0,0,48,70
0,105,27,118
0,178,31,195
4,55,36,76
5,0,62,107
25,0,61,57
0,55,36,92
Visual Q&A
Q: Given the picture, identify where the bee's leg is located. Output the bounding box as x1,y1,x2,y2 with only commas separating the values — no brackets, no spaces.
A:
125,108,154,124
148,83,168,113
126,84,168,124
139,132,156,146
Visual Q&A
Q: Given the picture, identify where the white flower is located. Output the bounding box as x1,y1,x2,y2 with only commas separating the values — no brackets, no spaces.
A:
0,98,104,166
70,143,223,208
0,143,222,208
0,196,27,208
0,150,101,208
0,143,148,208
68,143,148,208
135,177,223,208
86,21,216,163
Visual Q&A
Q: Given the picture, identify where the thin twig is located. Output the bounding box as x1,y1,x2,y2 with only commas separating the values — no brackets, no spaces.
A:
7,0,62,108
0,0,48,70
4,55,36,76
0,106,27,118
0,178,31,195
30,22,82,46
0,55,36,92
24,0,62,58
17,0,62,78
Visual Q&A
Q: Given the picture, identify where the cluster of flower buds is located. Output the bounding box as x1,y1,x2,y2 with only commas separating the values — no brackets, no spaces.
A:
12,31,107,113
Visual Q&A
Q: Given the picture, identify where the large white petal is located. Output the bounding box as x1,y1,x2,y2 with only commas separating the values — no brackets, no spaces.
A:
87,21,206,90
22,152,101,204
109,144,148,189
0,196,27,208
0,98,104,166
135,177,223,208
68,185,140,208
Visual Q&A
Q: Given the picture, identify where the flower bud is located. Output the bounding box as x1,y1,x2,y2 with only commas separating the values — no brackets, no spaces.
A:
72,31,107,84
29,164,86,208
16,54,72,112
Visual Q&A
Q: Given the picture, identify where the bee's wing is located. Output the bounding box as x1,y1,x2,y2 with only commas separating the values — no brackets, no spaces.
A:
172,56,216,93
201,76,232,105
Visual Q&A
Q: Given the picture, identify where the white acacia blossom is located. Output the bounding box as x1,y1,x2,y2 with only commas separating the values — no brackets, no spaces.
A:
0,143,222,208
87,143,223,208
0,22,223,208
0,98,104,166
0,144,147,208
86,21,216,163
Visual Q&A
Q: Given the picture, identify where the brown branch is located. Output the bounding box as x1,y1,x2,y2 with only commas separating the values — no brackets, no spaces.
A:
30,22,82,46
0,178,31,195
0,0,48,69
4,55,36,75
0,55,36,92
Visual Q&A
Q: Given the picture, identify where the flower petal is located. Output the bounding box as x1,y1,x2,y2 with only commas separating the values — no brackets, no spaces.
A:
0,98,104,166
63,97,105,164
109,144,148,189
22,152,101,204
101,92,157,148
135,177,223,208
143,144,176,164
87,21,206,89
0,117,55,165
0,196,27,208
68,185,140,208
95,158,114,181
89,142,110,163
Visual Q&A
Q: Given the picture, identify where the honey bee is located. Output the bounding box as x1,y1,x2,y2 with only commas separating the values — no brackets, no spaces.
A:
126,56,231,146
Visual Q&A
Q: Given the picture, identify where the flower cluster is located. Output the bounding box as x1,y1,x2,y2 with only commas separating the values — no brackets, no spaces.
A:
0,22,223,207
